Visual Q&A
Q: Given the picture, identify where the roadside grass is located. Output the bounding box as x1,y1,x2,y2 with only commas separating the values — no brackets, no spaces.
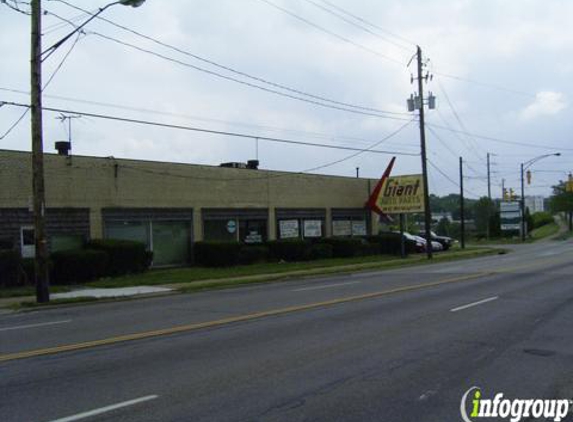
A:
553,230,573,241
530,222,559,240
469,222,560,246
2,247,502,305
0,285,70,299
87,247,499,289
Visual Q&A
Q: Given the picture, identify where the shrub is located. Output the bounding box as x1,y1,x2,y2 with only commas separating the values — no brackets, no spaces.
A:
20,258,35,285
308,243,333,260
50,249,109,284
0,250,20,287
238,245,269,265
359,242,381,256
370,233,414,255
194,241,241,267
87,239,150,275
532,212,554,229
320,238,363,258
267,239,312,262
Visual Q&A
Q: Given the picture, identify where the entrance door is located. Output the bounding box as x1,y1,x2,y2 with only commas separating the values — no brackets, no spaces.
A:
20,226,35,258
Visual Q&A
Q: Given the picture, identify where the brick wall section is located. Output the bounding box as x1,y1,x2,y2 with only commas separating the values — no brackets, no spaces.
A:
0,149,380,240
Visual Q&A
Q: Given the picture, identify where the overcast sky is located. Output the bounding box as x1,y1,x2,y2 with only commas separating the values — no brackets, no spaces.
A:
1,0,571,199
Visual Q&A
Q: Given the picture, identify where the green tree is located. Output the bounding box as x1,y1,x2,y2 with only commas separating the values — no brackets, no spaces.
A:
473,197,496,237
549,181,573,231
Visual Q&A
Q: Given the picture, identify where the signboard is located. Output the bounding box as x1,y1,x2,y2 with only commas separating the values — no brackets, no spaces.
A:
279,219,299,239
303,220,322,238
332,220,352,236
367,157,424,215
500,201,521,231
351,220,367,236
226,220,237,234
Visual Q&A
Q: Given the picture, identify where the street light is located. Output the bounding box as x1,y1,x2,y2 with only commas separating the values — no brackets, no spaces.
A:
30,0,146,303
520,153,561,241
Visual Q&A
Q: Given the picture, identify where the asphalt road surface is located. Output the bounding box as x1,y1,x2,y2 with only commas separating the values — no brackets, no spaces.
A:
2,239,573,422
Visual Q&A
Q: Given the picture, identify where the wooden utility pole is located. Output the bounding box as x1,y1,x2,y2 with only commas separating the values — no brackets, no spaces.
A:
416,45,433,259
459,157,465,249
31,0,50,303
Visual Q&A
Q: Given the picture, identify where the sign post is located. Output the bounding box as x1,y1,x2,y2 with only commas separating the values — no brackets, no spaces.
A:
399,213,406,259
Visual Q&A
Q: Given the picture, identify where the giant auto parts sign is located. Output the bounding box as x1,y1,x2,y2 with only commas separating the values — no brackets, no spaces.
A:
367,157,425,215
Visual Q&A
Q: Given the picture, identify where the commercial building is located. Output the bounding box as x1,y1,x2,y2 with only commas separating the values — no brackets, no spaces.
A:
0,149,378,266
524,195,545,214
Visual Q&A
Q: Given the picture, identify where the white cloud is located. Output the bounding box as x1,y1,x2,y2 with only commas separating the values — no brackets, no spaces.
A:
520,91,567,121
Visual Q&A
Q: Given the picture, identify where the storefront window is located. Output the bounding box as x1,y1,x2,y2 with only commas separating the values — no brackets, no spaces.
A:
332,218,367,237
203,219,237,242
51,234,84,252
240,219,267,243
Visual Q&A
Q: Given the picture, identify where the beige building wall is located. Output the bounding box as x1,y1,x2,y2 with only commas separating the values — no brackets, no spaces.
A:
0,149,380,240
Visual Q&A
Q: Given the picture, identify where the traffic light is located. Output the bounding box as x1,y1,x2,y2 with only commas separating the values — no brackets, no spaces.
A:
526,170,532,185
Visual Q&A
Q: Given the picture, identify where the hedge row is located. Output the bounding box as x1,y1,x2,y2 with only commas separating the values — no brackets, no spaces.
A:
0,239,152,287
194,234,415,267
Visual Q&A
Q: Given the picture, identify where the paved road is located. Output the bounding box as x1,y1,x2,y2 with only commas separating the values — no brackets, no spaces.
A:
1,239,573,421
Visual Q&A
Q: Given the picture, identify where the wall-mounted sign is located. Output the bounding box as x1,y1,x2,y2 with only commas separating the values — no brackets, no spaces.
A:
332,220,352,236
303,220,322,238
226,219,237,234
279,219,299,239
351,220,367,236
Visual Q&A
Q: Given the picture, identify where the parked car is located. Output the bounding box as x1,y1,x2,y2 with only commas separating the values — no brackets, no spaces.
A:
417,230,453,250
411,234,444,252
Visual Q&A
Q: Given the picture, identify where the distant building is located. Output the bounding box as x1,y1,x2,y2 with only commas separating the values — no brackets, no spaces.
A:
432,212,453,223
524,196,545,214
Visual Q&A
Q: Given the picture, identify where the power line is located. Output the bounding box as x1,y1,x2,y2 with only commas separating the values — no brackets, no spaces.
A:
2,100,420,157
303,0,537,99
0,86,419,151
315,0,416,48
45,14,408,121
256,0,406,66
428,158,481,198
49,1,409,118
302,0,412,52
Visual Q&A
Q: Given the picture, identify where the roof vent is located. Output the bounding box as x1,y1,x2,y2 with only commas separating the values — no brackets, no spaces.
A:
55,141,71,156
220,162,247,169
246,159,259,170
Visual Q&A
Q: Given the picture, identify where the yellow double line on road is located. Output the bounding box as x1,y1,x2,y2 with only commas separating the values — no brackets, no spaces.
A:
0,272,493,363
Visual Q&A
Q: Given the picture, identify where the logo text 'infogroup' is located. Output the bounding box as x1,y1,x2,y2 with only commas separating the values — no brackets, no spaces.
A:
461,387,571,422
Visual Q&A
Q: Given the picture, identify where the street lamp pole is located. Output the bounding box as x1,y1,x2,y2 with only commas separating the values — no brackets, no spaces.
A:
30,0,145,303
520,153,561,241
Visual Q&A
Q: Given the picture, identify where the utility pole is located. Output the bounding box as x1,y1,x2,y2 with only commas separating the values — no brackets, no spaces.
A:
459,157,465,249
487,153,491,200
520,163,526,241
356,167,359,178
486,152,491,239
31,0,49,303
416,45,433,259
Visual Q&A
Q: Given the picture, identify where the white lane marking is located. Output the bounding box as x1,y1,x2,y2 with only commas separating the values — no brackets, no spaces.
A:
450,296,499,313
293,281,361,292
46,395,158,422
0,320,72,332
